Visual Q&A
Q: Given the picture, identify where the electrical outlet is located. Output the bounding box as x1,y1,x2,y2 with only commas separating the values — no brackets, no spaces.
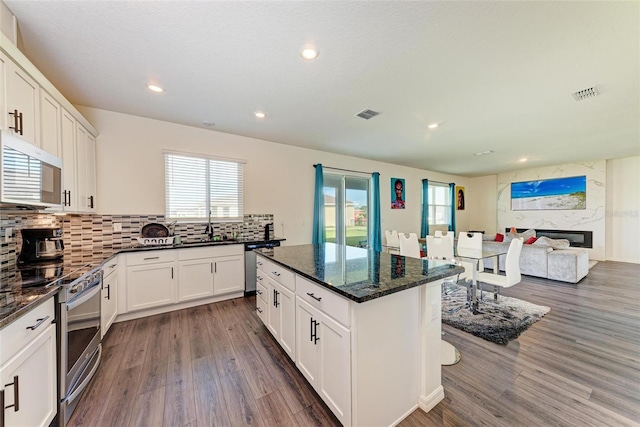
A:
4,227,13,242
113,223,122,232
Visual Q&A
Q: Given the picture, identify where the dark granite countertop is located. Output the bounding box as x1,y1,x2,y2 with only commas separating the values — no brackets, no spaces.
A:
256,243,464,303
1,237,285,330
0,285,59,329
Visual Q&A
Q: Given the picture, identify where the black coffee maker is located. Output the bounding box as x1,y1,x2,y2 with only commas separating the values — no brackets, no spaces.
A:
18,228,64,263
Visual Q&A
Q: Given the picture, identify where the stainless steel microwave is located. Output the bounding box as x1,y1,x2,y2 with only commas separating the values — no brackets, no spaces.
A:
0,130,63,208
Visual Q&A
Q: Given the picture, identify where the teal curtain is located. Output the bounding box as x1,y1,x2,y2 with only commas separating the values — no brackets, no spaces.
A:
370,172,382,251
449,183,456,233
312,164,325,244
421,179,429,238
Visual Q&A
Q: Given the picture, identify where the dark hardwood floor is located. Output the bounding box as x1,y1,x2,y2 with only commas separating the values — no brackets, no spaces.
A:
69,261,640,426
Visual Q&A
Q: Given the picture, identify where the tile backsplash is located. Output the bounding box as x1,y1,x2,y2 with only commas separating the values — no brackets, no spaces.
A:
0,212,274,272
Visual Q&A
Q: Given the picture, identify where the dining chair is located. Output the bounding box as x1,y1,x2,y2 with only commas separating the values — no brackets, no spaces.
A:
457,231,485,277
434,230,454,240
385,230,400,254
398,233,421,258
477,238,523,301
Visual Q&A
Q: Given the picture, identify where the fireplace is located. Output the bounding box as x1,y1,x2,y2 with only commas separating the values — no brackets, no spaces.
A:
509,228,593,249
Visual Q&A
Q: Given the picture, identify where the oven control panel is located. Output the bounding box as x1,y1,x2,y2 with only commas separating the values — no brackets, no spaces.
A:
69,269,102,294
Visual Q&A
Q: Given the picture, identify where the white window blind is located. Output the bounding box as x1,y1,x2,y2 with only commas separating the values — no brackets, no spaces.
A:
165,152,244,221
428,182,451,226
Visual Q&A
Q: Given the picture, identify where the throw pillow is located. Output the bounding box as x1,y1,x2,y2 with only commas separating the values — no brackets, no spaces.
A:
504,232,518,243
532,236,571,249
525,236,537,245
519,229,536,240
495,233,504,242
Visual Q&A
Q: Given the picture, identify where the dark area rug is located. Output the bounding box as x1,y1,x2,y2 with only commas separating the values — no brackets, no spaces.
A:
442,284,550,345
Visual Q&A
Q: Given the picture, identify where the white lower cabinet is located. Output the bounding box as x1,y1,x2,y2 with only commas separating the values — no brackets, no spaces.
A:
178,258,215,301
296,298,351,426
213,255,245,295
177,245,245,302
266,277,296,360
101,262,118,338
126,262,177,312
117,245,245,320
0,299,57,427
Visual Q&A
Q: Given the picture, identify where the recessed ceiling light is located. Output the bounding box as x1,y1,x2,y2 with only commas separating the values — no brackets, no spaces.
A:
300,45,319,60
519,158,528,162
147,84,164,93
202,121,214,127
428,123,439,129
254,111,267,119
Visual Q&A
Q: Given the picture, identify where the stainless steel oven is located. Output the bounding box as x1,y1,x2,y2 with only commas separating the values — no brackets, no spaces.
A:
57,266,102,425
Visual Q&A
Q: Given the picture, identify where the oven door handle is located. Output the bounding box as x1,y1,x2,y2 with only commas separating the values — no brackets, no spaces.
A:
64,345,102,405
66,283,101,311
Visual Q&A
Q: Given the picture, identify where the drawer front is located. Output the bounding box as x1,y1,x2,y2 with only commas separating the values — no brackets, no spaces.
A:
256,281,267,303
256,255,269,274
256,295,267,325
179,244,243,260
127,250,176,266
1,297,55,365
266,260,295,292
296,276,350,327
102,256,118,277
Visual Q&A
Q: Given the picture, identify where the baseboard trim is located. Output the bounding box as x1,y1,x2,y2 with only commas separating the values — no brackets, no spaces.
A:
418,385,445,413
390,404,419,427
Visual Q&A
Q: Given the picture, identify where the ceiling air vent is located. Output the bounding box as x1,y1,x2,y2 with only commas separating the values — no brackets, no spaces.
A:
355,109,381,120
572,86,599,101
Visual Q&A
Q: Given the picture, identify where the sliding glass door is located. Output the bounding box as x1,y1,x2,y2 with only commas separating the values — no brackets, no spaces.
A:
324,173,370,247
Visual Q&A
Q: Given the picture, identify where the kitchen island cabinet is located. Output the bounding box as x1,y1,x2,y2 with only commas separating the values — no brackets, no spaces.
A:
255,243,464,427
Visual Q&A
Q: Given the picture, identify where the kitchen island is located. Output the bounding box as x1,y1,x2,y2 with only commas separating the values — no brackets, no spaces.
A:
254,243,464,427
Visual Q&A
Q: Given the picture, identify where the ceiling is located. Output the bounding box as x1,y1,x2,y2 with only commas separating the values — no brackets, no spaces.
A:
5,1,639,177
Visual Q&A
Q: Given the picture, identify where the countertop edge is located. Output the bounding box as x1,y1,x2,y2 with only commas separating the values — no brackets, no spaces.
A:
260,252,464,304
0,286,59,330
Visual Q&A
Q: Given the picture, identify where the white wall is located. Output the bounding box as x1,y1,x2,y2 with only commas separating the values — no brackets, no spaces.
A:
80,107,470,246
467,175,498,235
496,161,606,260
606,156,640,263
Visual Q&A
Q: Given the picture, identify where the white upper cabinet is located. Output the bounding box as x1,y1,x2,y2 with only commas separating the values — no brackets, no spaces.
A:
60,109,78,210
4,59,39,145
39,90,61,156
75,122,97,212
1,37,98,213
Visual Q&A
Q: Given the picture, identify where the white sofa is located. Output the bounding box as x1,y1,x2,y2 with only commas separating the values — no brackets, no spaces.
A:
482,239,589,283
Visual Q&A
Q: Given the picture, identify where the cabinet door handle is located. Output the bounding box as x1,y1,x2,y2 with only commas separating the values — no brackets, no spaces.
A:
274,289,279,308
171,267,174,279
1,389,4,427
89,195,94,209
310,317,315,342
18,112,23,135
214,263,217,273
8,109,20,134
306,292,322,302
257,275,262,281
272,271,281,277
257,261,263,266
256,307,263,313
109,264,117,269
211,262,213,274
26,316,50,331
313,320,320,344
143,256,160,260
256,289,262,295
106,284,111,300
3,375,19,412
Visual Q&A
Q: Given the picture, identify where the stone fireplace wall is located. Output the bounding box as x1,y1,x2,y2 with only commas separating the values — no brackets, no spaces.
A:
497,160,606,260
